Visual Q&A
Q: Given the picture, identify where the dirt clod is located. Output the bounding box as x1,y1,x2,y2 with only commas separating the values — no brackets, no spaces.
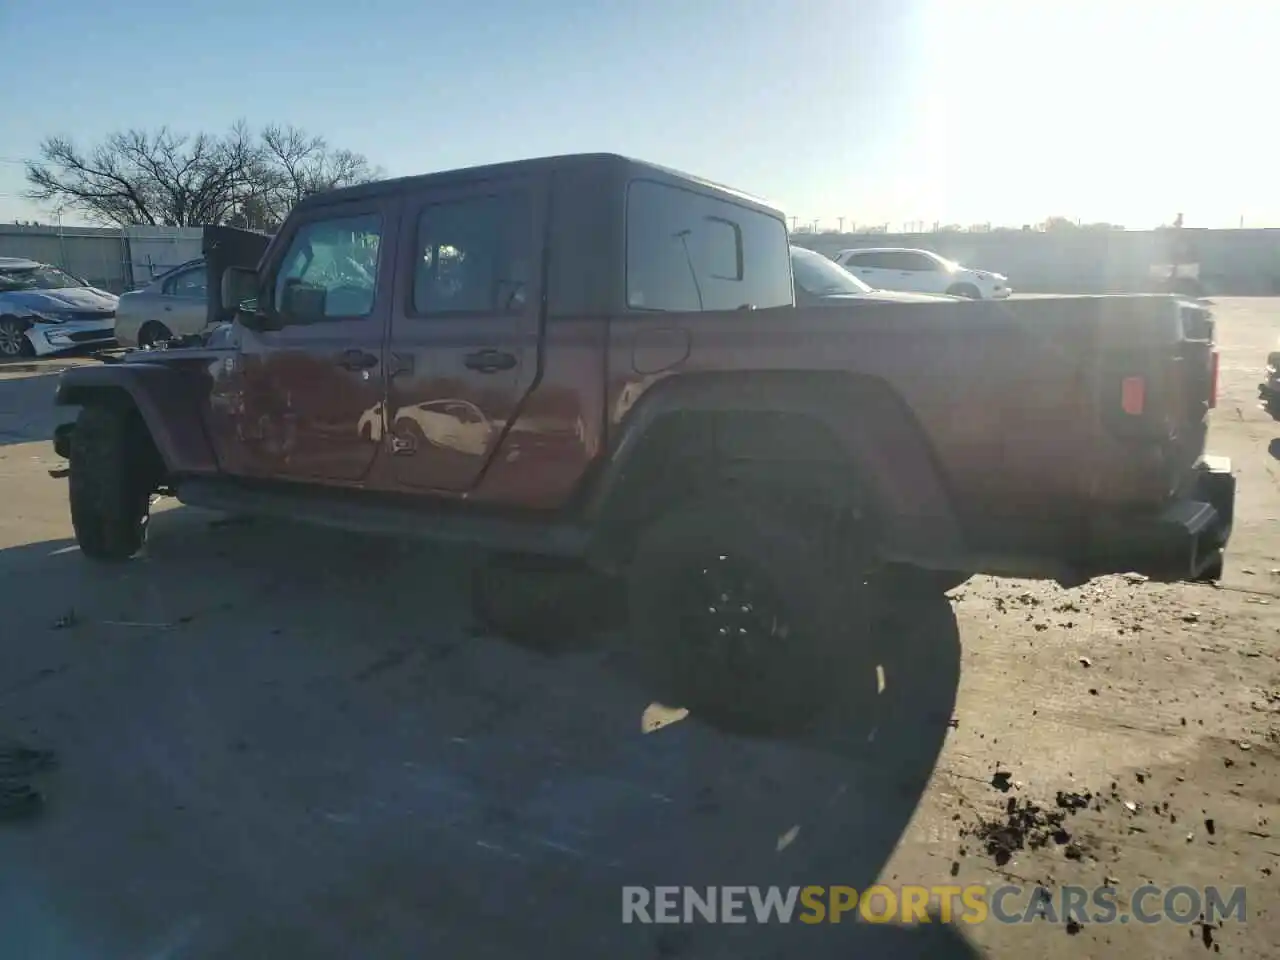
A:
965,792,1092,867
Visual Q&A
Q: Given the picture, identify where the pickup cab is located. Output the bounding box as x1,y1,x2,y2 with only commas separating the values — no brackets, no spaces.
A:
51,153,1233,733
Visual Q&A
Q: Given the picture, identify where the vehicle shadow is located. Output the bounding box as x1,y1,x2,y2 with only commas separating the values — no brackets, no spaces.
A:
0,510,980,960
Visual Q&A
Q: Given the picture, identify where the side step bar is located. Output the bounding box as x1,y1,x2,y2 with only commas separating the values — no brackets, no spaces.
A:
175,477,592,559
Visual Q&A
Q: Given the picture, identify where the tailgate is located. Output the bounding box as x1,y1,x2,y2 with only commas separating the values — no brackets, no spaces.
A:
1097,297,1217,503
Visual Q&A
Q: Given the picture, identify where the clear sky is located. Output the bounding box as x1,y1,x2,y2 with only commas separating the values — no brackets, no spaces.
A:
0,0,1273,229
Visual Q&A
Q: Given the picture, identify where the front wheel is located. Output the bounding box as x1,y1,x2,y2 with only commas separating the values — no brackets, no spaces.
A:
0,317,33,359
69,406,160,561
626,497,879,736
945,283,982,299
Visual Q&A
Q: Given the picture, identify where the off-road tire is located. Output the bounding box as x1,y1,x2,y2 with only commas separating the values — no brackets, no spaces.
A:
69,405,159,561
626,497,879,736
472,555,626,652
945,283,982,299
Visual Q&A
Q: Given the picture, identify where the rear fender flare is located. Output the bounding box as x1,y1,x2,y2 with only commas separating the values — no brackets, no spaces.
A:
582,372,962,566
54,363,217,476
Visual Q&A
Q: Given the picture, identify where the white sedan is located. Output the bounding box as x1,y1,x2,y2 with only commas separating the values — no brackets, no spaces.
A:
0,258,118,358
832,247,1011,299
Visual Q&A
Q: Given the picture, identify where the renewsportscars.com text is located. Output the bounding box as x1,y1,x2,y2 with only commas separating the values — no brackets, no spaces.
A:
621,884,1248,926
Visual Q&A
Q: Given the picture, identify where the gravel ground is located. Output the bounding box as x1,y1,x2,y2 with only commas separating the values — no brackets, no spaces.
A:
0,301,1278,959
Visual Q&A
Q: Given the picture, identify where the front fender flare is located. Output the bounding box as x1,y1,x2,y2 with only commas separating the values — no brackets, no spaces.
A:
54,362,217,476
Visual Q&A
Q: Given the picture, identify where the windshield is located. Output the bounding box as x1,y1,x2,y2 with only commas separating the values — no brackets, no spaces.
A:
0,265,86,293
790,247,873,295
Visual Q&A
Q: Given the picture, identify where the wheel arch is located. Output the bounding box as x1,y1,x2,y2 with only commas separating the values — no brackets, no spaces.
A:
581,371,963,571
55,364,218,476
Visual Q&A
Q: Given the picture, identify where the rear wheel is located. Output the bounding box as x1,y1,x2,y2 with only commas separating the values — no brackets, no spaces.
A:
880,564,971,598
472,555,625,651
625,497,879,735
0,317,33,359
69,405,161,561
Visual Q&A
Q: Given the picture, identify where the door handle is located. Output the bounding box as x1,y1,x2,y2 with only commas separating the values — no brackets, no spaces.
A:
335,349,379,371
463,349,517,373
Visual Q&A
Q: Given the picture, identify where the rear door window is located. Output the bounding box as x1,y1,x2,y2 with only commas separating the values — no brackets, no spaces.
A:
410,192,532,316
847,252,888,269
626,179,791,312
163,264,207,299
898,252,942,272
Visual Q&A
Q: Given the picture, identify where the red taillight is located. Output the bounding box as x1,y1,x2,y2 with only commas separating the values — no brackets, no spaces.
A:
1208,350,1219,409
1121,376,1146,416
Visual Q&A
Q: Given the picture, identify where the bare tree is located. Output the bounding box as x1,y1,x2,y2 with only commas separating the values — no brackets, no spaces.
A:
258,124,382,225
25,123,381,228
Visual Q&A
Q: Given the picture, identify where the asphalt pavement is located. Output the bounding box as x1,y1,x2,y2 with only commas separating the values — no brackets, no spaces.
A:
0,301,1277,959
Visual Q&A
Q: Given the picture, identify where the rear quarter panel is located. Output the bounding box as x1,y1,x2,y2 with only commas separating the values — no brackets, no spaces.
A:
606,298,1102,525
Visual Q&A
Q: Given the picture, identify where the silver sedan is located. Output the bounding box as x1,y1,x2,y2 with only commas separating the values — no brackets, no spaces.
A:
114,259,210,348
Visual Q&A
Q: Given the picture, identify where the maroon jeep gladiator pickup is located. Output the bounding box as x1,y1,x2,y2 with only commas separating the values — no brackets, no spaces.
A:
51,153,1233,732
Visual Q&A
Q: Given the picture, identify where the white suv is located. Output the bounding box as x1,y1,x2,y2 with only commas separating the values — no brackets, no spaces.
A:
832,247,1011,299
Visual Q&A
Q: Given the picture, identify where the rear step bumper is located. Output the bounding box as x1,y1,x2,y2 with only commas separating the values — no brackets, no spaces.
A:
1086,455,1234,582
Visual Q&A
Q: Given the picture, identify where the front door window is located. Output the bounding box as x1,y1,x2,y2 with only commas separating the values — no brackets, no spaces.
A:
273,214,383,321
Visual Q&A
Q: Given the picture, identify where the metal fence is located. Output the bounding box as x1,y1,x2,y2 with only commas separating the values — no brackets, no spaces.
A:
0,225,128,292
0,224,203,293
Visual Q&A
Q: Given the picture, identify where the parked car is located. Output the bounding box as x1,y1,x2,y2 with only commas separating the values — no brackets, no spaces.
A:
114,258,210,348
790,246,955,306
50,154,1231,734
1259,346,1280,418
0,258,118,358
832,247,1011,299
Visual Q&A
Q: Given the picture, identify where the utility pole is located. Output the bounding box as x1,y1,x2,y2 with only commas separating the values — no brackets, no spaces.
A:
790,215,798,232
813,218,820,233
837,216,845,233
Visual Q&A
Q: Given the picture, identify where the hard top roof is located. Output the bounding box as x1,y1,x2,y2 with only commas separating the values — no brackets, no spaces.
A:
295,153,783,218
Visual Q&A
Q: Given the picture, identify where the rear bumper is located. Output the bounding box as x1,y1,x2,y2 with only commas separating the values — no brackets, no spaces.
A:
1085,455,1234,582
